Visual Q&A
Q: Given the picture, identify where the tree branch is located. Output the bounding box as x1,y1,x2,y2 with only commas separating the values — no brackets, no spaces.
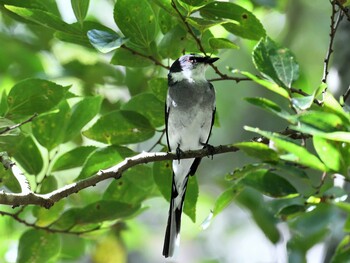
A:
0,145,239,208
0,113,38,135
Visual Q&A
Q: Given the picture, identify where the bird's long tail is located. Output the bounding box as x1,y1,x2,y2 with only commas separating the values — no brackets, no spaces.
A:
162,159,193,258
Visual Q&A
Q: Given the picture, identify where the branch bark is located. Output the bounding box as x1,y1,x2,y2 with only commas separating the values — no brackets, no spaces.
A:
0,145,239,208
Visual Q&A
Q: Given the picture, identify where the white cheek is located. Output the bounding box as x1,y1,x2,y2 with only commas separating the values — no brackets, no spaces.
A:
172,100,177,107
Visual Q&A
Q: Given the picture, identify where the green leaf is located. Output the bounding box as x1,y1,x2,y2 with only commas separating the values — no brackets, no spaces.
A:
7,79,68,118
32,100,71,151
71,0,90,25
5,5,80,34
187,17,224,31
330,236,350,263
212,184,243,216
13,136,43,175
52,146,97,171
64,96,103,142
149,78,168,102
17,229,60,263
313,136,350,175
87,29,127,53
77,145,135,180
253,36,299,89
32,199,65,226
103,165,157,204
0,118,20,136
122,93,164,127
179,0,213,6
242,169,297,197
200,2,265,40
60,235,86,261
235,141,279,161
113,0,157,47
288,204,335,253
298,111,344,133
52,200,140,230
83,110,155,145
245,126,328,171
111,47,153,67
240,71,290,99
245,97,292,121
158,9,178,34
153,158,198,222
208,38,239,50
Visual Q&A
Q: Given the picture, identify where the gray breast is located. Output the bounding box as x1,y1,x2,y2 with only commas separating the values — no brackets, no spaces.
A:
168,80,215,110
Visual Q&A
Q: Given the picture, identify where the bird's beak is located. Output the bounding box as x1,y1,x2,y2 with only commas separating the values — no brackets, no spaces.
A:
203,56,219,64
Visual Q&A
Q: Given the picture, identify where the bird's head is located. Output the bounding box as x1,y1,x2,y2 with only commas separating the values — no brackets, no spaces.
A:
168,54,219,84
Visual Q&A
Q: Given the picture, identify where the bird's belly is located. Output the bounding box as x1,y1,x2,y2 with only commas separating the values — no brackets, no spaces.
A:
167,106,212,152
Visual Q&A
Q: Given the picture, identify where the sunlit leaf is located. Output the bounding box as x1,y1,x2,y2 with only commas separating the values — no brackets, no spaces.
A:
83,110,155,145
52,146,97,172
113,0,157,47
235,141,279,161
71,0,90,25
212,184,243,216
6,79,68,118
77,145,135,180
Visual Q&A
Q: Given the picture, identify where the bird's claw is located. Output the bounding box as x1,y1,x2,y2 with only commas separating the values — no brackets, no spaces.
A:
176,145,184,164
201,143,215,159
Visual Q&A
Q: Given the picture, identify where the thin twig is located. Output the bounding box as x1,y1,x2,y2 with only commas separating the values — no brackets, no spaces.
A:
209,76,252,83
0,113,38,135
342,85,350,104
148,129,166,152
322,1,344,85
121,45,169,69
0,210,100,235
334,0,350,21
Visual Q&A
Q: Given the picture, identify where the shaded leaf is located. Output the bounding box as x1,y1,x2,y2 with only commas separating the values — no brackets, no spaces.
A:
32,100,71,151
103,165,158,204
64,96,103,142
52,146,97,171
83,110,155,145
52,200,140,230
200,2,265,40
122,93,164,127
212,184,243,216
253,36,299,88
208,38,239,50
17,229,60,263
241,169,297,197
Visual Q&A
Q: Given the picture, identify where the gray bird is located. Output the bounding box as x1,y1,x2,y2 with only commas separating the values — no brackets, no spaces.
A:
163,54,219,258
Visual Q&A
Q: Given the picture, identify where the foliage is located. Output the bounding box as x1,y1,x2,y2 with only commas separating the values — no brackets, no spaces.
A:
0,0,349,262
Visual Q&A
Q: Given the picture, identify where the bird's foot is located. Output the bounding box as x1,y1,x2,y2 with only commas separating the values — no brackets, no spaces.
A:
176,145,184,164
201,143,215,160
